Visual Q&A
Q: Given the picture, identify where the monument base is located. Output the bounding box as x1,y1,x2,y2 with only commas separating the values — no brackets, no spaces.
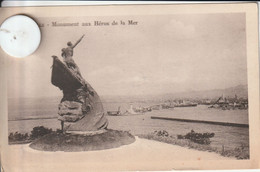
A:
65,129,107,135
29,129,135,152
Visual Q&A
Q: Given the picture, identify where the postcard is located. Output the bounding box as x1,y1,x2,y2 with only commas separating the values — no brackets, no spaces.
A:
0,3,259,171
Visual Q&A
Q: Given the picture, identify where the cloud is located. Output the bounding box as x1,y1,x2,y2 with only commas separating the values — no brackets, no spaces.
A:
89,66,121,77
162,19,196,40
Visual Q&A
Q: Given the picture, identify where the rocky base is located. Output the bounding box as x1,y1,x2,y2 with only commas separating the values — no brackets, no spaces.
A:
29,129,135,152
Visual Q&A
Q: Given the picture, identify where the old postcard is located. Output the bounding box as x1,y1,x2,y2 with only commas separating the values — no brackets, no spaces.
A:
0,3,259,171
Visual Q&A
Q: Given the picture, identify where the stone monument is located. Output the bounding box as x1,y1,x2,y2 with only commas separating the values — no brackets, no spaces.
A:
51,35,108,134
29,35,135,151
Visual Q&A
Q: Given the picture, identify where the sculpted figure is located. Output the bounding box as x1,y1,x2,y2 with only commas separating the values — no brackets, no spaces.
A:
61,35,84,77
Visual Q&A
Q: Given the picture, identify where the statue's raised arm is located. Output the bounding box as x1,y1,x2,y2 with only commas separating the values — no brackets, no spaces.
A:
72,34,85,49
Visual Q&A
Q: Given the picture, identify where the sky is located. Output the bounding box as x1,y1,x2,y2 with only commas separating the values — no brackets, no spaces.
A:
7,13,247,98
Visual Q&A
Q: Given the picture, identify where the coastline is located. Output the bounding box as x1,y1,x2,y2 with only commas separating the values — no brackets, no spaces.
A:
8,104,249,160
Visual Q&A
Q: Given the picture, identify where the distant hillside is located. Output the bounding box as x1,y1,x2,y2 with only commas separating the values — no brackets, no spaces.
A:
163,85,248,99
101,85,248,102
9,85,248,104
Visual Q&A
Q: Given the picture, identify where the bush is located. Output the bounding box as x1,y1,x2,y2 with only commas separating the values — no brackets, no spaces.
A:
154,130,169,137
30,126,53,139
8,132,30,142
220,144,249,159
139,131,249,159
177,130,215,145
9,126,53,143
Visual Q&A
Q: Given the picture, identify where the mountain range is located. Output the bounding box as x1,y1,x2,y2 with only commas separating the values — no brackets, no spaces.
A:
101,85,248,102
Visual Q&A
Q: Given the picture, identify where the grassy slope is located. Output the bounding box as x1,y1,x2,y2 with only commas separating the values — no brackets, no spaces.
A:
138,133,249,160
29,129,135,152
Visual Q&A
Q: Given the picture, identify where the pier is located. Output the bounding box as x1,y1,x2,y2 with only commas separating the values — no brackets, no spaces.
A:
8,117,57,121
151,116,249,128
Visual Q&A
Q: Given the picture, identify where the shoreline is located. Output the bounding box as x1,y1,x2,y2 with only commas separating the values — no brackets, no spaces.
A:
7,105,249,160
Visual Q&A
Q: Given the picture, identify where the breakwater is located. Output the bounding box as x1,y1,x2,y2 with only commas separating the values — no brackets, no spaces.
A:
151,116,249,128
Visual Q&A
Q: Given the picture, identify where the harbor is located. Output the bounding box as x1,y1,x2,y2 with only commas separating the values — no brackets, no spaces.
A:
8,96,249,158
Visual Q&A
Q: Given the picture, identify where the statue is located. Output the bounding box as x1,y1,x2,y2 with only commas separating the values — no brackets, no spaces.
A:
61,35,84,77
51,35,108,134
29,35,135,151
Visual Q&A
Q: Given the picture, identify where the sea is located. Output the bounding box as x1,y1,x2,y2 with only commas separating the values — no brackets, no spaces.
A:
8,96,249,151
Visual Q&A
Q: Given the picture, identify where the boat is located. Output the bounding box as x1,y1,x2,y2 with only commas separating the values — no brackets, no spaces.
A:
51,56,108,132
161,103,175,109
208,94,248,110
174,103,197,107
51,56,84,91
107,107,122,116
150,104,162,110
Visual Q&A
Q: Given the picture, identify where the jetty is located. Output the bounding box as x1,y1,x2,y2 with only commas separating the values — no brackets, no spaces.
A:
151,116,249,128
8,117,57,121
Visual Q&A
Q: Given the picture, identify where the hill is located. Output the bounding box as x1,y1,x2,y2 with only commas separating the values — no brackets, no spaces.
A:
101,85,248,102
163,85,248,100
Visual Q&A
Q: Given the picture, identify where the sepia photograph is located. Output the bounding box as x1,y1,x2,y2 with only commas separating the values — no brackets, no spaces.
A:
0,3,259,171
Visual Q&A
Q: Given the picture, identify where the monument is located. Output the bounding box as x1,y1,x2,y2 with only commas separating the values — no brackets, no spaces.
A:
51,35,108,134
28,35,135,151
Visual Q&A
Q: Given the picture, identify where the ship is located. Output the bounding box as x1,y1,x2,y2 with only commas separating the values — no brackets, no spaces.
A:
51,56,108,133
174,100,197,108
107,106,122,116
208,94,248,110
51,56,83,90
